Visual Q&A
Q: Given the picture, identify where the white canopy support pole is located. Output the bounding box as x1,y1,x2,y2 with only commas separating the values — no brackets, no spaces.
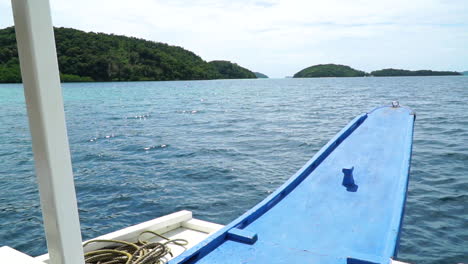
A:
11,0,85,263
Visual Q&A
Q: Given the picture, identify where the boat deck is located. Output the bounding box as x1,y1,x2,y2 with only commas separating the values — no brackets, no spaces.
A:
172,105,415,264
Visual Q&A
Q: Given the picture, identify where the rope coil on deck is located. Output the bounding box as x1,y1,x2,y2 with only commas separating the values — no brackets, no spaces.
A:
83,231,188,264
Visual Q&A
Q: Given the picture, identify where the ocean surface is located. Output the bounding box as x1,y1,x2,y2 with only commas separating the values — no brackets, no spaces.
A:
0,77,467,263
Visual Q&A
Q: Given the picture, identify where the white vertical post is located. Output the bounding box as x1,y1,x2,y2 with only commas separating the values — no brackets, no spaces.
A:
11,0,85,263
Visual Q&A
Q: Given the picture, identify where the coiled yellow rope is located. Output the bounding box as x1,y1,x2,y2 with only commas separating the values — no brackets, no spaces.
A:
83,231,188,264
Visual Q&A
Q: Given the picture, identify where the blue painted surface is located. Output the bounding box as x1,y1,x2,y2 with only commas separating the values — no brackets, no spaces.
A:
171,105,415,264
226,228,258,245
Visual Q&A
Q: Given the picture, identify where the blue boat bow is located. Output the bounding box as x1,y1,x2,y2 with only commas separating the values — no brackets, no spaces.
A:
171,104,416,264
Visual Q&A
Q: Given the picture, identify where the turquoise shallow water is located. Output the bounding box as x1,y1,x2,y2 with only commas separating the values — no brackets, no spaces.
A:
0,77,467,263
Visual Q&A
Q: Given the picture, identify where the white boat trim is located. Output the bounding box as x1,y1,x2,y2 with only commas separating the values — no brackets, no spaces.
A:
391,260,410,264
0,246,45,264
36,210,224,263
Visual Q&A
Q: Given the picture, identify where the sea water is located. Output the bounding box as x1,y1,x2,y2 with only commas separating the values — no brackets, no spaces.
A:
0,76,467,263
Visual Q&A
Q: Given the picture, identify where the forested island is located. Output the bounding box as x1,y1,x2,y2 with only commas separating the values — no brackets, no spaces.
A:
293,64,462,78
371,69,461,77
293,64,368,78
1,26,463,82
254,72,269,78
0,27,257,83
208,60,256,79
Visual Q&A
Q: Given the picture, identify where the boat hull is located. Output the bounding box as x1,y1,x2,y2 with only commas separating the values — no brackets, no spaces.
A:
171,105,415,264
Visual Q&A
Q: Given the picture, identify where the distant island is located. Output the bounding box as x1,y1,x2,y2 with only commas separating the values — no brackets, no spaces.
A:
0,27,258,83
1,26,463,82
208,60,256,79
293,64,462,78
371,68,461,77
293,64,368,78
462,71,468,76
254,72,268,78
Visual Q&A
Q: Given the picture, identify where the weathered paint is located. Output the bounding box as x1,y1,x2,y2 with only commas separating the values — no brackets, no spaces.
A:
170,105,415,264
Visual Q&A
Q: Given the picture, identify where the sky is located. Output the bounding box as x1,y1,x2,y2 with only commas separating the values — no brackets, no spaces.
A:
1,0,467,78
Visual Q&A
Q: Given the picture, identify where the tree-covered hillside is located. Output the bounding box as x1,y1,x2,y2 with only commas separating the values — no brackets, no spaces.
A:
371,68,461,77
0,27,257,83
0,27,22,83
208,61,257,79
254,72,268,78
293,64,367,78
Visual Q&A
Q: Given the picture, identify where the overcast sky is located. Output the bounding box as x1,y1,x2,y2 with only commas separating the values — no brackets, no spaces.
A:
1,0,467,77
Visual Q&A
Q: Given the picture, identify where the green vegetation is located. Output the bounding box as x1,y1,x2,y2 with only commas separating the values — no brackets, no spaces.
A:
2,26,462,82
60,73,94,82
293,64,462,78
293,64,367,78
0,62,21,83
0,27,258,83
254,72,268,78
371,68,461,77
208,61,256,79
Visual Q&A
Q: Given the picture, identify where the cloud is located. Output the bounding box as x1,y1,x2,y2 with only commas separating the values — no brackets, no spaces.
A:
1,0,467,77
